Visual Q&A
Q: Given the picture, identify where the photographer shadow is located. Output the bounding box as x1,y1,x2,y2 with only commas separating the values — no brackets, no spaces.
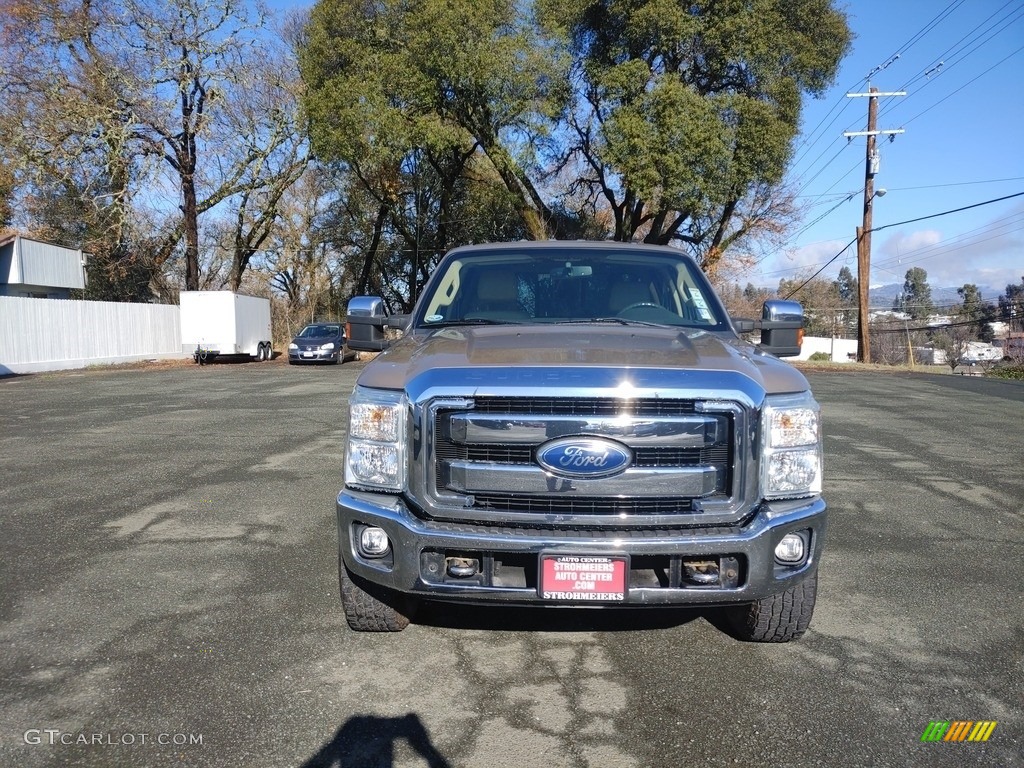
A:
299,712,451,768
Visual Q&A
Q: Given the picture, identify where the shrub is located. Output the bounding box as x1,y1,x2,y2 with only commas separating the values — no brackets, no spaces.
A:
988,363,1024,380
808,351,832,362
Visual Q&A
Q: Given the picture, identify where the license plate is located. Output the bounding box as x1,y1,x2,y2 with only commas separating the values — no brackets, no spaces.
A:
539,555,627,602
302,352,314,358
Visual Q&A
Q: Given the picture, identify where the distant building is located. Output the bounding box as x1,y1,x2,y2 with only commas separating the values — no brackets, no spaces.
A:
0,234,87,299
869,309,910,322
962,341,1003,363
925,314,953,328
1000,332,1024,358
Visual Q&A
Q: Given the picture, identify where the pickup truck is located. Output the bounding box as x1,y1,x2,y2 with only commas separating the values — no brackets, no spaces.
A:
340,241,824,642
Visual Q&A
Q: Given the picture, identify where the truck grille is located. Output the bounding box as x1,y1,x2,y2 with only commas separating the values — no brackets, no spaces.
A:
425,396,736,525
472,396,697,416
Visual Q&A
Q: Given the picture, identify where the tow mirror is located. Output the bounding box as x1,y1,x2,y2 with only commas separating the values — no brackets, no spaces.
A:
346,296,406,352
759,300,804,357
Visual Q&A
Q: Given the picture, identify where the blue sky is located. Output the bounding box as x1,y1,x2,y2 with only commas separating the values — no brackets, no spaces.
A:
739,0,1024,296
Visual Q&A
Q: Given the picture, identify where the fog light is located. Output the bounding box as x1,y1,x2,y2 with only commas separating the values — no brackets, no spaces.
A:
775,533,806,563
359,527,390,557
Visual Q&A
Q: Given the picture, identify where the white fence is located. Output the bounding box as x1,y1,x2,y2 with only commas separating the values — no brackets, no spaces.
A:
0,296,185,375
791,336,858,363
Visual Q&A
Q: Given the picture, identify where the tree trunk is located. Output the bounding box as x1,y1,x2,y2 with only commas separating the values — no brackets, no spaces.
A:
357,203,389,296
183,173,200,291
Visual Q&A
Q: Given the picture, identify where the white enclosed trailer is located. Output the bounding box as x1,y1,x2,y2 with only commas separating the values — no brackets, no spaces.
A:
179,291,273,363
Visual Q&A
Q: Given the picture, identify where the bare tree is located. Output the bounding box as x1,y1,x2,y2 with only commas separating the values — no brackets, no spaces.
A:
870,320,909,366
932,326,972,373
1,0,309,294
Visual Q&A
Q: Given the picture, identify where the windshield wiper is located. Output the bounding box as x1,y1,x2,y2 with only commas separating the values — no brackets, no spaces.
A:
557,317,673,329
424,318,526,327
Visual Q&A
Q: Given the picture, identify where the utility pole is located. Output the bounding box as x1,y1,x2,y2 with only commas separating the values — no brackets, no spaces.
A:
844,86,905,363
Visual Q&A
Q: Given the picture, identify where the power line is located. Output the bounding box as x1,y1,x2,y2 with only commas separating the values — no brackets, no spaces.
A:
901,43,1024,126
872,217,1024,272
871,191,1024,233
896,0,1023,92
764,212,1023,281
789,1,1018,223
781,237,858,298
879,1,1024,122
884,177,1024,191
753,5,1024,292
871,317,1000,334
791,0,967,166
781,191,1024,299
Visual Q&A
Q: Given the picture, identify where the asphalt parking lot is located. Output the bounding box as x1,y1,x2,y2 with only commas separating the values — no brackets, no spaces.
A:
1,361,1021,767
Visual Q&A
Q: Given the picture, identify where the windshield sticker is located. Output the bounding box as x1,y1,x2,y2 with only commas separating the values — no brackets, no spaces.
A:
689,289,713,320
426,314,443,323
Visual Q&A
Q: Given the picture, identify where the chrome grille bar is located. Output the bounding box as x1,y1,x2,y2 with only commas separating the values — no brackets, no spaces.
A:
446,413,720,447
442,461,720,497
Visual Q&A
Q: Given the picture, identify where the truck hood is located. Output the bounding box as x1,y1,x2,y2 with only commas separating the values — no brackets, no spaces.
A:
357,325,808,398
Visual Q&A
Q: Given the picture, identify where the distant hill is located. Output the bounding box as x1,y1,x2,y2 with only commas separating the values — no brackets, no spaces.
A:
868,283,1004,311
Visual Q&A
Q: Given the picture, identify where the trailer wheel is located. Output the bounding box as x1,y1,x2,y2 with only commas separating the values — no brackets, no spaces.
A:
256,343,267,362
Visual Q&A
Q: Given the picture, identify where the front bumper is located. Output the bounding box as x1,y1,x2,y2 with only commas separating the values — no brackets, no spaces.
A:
289,348,338,362
337,490,827,606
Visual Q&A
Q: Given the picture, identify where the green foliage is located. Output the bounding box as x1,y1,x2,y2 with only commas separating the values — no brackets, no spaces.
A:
300,0,567,241
835,266,857,303
998,276,1024,332
302,0,850,263
808,351,831,361
894,267,933,320
957,283,996,342
989,363,1024,380
536,0,850,257
299,0,573,306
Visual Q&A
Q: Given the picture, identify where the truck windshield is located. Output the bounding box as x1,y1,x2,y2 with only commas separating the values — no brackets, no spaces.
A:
416,246,728,330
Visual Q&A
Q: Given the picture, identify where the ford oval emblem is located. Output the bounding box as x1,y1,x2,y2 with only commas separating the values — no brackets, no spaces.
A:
536,437,633,479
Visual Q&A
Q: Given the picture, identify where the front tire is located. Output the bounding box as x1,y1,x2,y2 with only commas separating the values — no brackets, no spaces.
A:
727,568,818,643
339,563,414,632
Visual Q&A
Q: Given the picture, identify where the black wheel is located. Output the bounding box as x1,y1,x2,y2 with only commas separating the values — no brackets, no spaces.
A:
339,562,414,632
263,344,273,361
256,343,266,362
727,568,818,643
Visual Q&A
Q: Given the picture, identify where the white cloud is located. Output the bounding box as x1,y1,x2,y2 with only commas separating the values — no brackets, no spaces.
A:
745,238,855,287
867,203,1024,292
877,229,942,258
738,203,1024,294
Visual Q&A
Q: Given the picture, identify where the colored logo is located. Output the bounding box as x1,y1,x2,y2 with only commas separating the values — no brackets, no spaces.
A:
536,437,632,478
921,721,997,742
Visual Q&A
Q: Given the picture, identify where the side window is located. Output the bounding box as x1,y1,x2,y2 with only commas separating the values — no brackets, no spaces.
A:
423,260,463,320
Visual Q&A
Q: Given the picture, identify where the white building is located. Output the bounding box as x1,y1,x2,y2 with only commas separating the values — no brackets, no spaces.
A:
0,234,86,299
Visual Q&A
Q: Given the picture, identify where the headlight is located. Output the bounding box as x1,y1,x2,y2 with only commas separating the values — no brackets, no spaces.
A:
345,386,407,491
288,342,298,350
761,392,822,500
320,342,336,351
